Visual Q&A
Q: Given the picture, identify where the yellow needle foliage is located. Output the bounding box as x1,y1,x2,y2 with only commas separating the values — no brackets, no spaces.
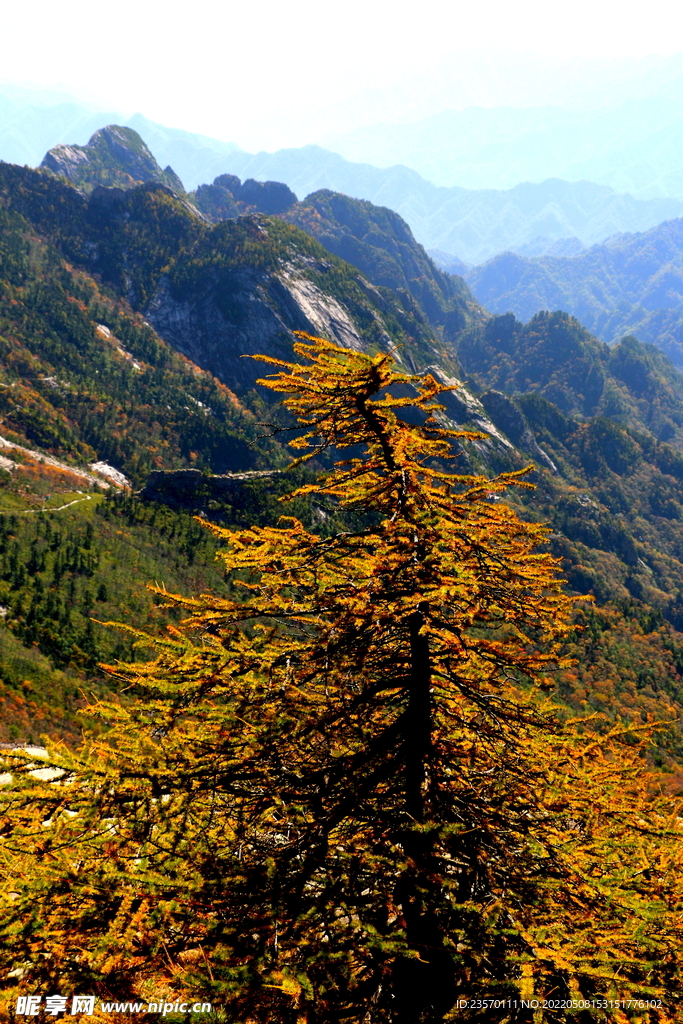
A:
1,334,683,1023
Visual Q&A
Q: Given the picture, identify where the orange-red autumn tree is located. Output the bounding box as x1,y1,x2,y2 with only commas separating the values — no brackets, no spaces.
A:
1,334,683,1023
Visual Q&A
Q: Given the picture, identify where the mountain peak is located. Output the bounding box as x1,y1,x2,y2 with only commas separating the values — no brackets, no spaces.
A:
40,124,185,194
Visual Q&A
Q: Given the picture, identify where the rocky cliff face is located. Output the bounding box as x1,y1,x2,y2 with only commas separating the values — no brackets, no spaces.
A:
282,189,475,333
41,125,185,194
0,162,464,391
145,218,400,391
193,179,480,339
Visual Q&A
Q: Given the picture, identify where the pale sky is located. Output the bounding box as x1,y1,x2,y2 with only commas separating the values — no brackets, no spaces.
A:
5,0,683,150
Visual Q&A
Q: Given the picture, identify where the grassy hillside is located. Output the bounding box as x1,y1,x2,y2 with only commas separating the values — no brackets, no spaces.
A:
0,493,231,743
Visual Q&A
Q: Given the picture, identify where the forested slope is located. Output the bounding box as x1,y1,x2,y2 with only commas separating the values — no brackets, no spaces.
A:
0,159,485,742
466,218,683,368
2,157,683,774
0,162,473,385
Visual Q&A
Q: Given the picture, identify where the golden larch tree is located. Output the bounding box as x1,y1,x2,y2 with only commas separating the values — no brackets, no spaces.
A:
1,334,682,1023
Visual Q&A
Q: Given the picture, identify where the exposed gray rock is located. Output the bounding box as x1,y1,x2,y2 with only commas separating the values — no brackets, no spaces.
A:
146,260,389,391
41,125,185,194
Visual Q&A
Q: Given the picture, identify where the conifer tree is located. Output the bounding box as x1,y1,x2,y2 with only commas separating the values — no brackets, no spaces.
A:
1,334,683,1022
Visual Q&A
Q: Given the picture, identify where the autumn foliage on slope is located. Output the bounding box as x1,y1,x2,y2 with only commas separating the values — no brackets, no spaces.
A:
1,336,683,1023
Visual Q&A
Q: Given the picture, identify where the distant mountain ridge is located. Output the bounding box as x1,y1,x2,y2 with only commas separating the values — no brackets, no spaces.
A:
37,124,683,379
0,87,242,188
325,97,683,199
7,99,683,263
465,218,683,368
10,153,683,481
35,123,683,379
206,146,683,263
41,125,185,194
35,129,482,370
0,161,478,391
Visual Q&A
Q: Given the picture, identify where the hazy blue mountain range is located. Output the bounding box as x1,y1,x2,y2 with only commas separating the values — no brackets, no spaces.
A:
0,90,120,169
0,88,241,189
324,98,683,198
431,235,588,269
309,50,683,151
6,89,683,262
465,219,683,369
8,48,683,165
507,236,588,258
123,115,242,189
201,147,683,263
